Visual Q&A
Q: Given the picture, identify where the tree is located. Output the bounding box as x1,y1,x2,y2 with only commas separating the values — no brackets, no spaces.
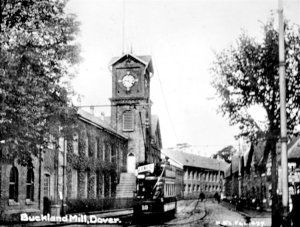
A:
212,145,236,163
0,0,81,166
211,19,300,227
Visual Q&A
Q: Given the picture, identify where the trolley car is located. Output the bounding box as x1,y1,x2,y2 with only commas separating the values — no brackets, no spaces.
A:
133,159,180,218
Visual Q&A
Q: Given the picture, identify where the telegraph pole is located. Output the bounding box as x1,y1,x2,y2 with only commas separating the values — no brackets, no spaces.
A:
278,0,289,225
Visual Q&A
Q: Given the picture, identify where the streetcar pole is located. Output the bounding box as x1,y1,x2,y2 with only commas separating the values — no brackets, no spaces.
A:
278,0,289,226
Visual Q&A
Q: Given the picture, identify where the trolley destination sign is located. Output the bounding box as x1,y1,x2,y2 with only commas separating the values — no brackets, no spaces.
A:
137,163,155,174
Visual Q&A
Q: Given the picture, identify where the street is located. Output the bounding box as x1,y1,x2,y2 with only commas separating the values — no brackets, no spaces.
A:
56,199,271,227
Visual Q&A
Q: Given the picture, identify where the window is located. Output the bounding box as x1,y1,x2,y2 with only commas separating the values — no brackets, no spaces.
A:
104,173,110,197
96,171,102,198
70,169,78,198
105,143,110,162
87,170,91,198
77,171,80,198
26,168,34,201
9,167,18,202
102,143,106,161
73,133,79,154
122,111,134,131
85,136,89,156
96,138,102,159
88,135,93,157
44,174,50,198
111,144,116,163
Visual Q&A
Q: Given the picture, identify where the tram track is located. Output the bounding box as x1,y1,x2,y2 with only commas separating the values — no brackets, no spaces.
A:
162,199,207,226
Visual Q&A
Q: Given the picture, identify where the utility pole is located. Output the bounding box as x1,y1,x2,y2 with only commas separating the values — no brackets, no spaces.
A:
278,0,289,226
238,156,242,198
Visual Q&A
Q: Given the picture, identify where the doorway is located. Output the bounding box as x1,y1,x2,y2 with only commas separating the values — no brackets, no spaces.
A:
127,153,136,173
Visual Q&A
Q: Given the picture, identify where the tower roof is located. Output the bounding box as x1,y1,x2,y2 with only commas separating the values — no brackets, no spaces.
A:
109,54,153,74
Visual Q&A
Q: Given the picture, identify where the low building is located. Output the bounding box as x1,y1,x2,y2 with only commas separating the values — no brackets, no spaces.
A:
162,148,229,199
225,138,300,211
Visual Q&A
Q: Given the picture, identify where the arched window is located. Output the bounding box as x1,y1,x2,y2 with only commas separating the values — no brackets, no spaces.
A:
26,168,34,201
122,110,134,131
9,167,18,202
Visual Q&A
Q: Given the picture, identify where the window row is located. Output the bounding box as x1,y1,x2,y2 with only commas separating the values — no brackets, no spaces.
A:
43,170,116,201
185,170,223,182
9,167,34,203
53,135,120,163
185,184,220,193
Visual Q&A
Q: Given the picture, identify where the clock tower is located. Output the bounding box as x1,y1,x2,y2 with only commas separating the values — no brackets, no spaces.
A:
109,54,153,172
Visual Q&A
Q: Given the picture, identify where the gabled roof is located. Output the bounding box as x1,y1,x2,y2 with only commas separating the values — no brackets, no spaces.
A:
230,155,240,174
162,148,229,172
77,109,128,140
226,137,300,178
109,54,153,74
288,136,300,160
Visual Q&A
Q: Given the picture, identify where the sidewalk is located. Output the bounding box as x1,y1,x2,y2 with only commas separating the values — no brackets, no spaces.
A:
221,201,271,227
0,209,133,227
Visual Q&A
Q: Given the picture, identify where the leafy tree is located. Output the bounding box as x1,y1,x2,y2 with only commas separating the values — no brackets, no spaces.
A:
211,19,300,227
212,145,236,163
0,0,81,166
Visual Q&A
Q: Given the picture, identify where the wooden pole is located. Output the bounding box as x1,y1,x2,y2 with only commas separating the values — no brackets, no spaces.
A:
278,0,289,225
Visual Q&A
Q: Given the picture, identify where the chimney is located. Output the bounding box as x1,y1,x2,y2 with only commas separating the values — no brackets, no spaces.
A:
90,106,94,115
100,112,105,121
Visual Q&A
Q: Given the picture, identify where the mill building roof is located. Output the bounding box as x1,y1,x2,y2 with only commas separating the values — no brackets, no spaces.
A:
77,109,128,140
162,148,229,172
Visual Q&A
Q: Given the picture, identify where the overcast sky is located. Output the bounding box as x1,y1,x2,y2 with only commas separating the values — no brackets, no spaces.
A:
66,0,300,156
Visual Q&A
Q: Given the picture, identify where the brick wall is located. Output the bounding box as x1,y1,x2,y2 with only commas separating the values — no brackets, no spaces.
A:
0,157,41,222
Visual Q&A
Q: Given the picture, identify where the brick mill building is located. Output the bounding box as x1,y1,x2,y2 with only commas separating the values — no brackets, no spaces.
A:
0,54,163,221
162,148,229,198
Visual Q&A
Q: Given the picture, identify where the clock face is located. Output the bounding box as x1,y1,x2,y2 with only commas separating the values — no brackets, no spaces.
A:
121,72,137,91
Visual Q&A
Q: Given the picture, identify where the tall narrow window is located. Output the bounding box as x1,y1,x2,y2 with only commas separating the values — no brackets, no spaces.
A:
87,170,91,198
26,168,34,201
9,167,18,202
73,132,79,154
122,111,134,131
96,138,102,159
44,174,50,199
111,144,116,164
105,143,110,162
88,135,93,157
96,171,101,198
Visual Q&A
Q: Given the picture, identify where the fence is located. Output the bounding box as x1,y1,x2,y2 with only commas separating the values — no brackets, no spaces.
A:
66,197,134,214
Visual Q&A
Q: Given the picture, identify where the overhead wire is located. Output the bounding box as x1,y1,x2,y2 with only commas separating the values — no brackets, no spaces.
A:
153,59,179,143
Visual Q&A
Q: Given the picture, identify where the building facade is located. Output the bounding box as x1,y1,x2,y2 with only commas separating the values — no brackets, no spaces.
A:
43,109,128,215
0,54,162,221
0,156,42,222
162,148,229,199
0,109,128,221
225,138,300,211
109,54,161,172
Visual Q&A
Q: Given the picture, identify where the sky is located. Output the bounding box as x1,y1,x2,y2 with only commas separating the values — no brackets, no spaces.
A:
66,0,300,156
